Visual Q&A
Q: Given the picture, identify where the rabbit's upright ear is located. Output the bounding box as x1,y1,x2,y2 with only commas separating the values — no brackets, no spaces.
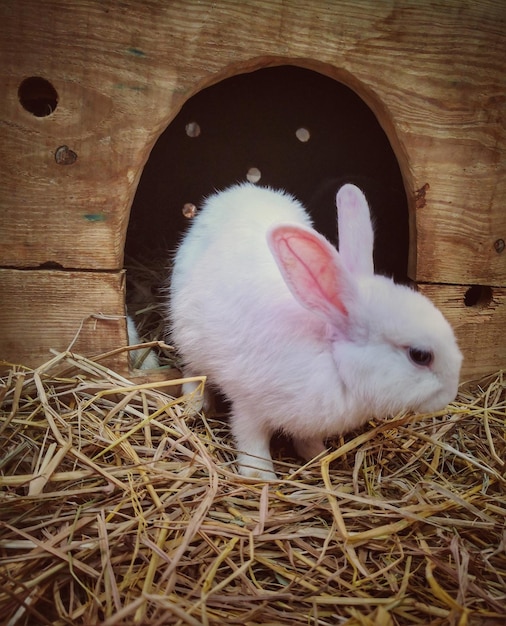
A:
336,184,374,276
267,225,357,325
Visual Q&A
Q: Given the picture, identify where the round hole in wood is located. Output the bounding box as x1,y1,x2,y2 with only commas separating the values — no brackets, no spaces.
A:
182,202,197,218
185,121,201,137
246,167,262,183
18,76,58,117
295,127,310,142
55,145,78,165
464,285,493,308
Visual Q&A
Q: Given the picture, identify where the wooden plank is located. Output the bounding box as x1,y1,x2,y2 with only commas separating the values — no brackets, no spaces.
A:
0,269,129,370
418,284,506,381
0,0,504,286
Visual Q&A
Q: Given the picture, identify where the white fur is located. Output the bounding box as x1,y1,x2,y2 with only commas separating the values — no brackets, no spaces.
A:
168,183,462,479
127,316,159,370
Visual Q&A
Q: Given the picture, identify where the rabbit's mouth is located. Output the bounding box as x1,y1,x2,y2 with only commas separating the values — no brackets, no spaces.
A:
415,385,459,415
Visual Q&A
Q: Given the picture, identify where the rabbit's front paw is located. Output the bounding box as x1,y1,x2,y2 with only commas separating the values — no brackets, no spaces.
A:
237,452,277,481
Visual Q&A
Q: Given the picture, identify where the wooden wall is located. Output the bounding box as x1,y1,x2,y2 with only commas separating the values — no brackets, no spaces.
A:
0,0,504,378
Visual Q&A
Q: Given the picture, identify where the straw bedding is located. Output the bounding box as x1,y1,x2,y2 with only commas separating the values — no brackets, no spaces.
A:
0,349,505,625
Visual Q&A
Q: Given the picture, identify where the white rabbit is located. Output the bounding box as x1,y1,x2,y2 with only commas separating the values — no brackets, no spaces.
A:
168,183,462,479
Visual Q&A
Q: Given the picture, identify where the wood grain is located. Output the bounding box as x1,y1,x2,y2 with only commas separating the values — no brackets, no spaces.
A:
0,269,129,370
418,284,506,379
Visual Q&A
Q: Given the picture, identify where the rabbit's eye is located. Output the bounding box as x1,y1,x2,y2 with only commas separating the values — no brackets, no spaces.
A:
408,347,434,367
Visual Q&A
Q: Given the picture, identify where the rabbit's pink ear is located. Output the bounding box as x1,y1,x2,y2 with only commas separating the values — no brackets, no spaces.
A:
268,225,355,323
336,184,374,276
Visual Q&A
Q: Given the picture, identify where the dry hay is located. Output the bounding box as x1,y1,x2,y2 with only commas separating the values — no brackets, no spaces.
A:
0,350,505,626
